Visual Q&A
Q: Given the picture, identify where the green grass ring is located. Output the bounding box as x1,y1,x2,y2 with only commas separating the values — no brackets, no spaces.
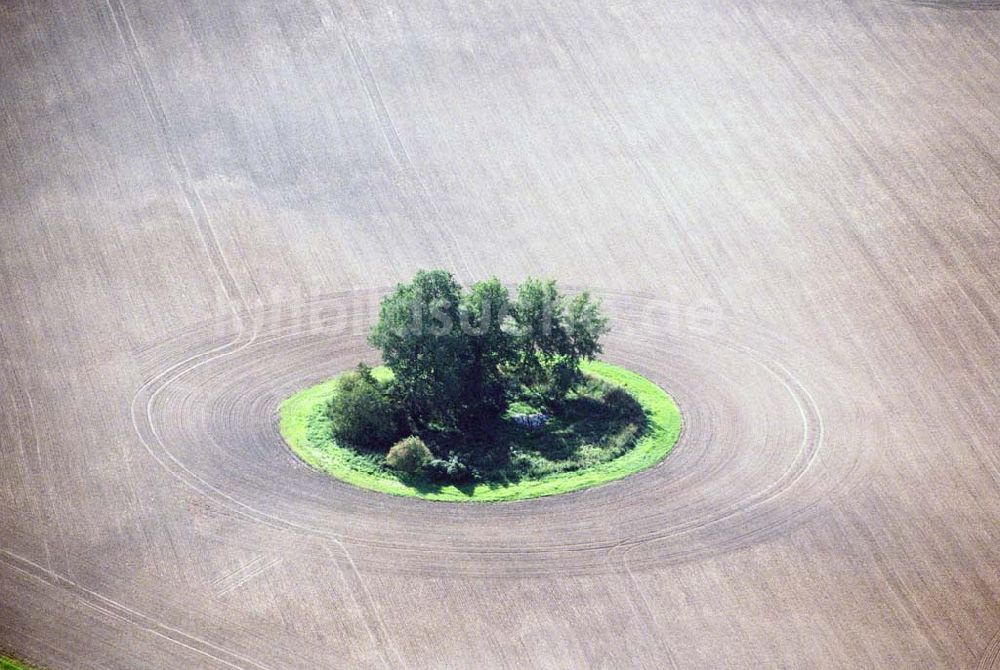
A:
279,360,681,502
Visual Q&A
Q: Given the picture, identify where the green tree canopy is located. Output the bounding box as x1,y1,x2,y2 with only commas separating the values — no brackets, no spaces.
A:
565,291,609,360
327,363,398,450
461,278,514,422
369,270,471,426
367,270,610,430
511,279,610,403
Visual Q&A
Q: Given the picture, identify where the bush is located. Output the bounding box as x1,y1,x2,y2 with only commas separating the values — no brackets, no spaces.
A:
327,364,397,450
602,386,645,424
386,436,433,473
425,453,473,483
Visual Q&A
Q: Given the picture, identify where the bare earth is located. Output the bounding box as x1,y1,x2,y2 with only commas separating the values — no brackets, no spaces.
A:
2,1,999,667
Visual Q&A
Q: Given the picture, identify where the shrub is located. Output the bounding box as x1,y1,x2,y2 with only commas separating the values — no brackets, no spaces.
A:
327,364,397,451
602,386,645,424
386,436,433,473
425,453,473,483
537,354,580,406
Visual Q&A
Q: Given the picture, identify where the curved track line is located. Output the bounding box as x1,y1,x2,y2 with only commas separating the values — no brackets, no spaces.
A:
607,543,677,669
979,626,1000,669
104,3,402,663
126,289,856,578
323,541,406,669
316,0,477,281
0,549,275,670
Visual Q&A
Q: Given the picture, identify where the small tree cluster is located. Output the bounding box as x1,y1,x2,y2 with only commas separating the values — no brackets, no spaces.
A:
509,278,609,405
327,270,610,470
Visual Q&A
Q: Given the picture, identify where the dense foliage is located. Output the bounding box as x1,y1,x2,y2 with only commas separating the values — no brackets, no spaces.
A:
511,278,607,405
329,270,614,480
385,436,433,473
368,270,471,426
327,363,398,450
283,360,679,501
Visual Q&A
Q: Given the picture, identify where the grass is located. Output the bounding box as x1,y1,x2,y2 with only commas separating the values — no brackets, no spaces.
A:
0,656,38,670
279,360,681,502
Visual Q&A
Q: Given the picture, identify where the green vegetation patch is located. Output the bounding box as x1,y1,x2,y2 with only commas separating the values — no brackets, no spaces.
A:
1,655,39,670
279,360,681,502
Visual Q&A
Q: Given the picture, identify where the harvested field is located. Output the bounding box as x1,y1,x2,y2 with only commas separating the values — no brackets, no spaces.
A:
1,0,999,668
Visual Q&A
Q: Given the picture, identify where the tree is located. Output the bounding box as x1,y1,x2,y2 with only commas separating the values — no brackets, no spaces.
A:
327,363,397,450
369,270,472,426
510,279,610,404
460,278,515,422
365,270,611,429
510,278,568,391
565,291,610,361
